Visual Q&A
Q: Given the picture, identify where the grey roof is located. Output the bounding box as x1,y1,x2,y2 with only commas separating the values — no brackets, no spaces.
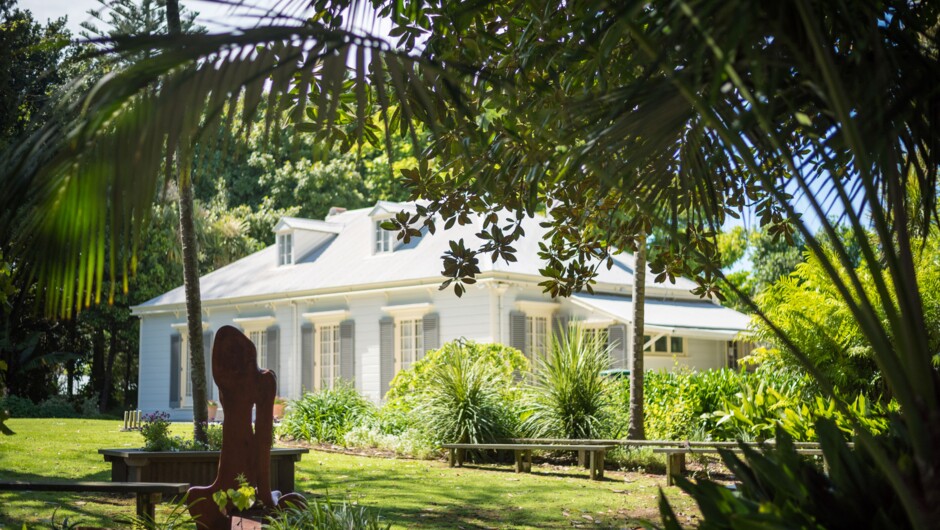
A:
135,202,706,310
570,293,751,337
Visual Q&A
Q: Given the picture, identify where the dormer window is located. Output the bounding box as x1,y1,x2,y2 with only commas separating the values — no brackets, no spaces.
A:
374,220,395,254
277,233,293,265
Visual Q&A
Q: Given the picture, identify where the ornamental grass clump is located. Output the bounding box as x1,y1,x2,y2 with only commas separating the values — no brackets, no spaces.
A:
418,342,517,445
522,327,613,439
265,496,390,530
277,383,375,444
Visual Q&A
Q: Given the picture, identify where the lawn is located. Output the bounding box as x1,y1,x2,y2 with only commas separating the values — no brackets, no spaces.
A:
0,419,698,529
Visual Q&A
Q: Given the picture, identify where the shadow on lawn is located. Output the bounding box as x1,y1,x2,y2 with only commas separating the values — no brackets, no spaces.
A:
448,462,617,481
0,468,145,529
297,461,643,529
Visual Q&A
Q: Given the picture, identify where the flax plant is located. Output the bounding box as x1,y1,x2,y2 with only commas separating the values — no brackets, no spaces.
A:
522,327,613,440
419,345,514,445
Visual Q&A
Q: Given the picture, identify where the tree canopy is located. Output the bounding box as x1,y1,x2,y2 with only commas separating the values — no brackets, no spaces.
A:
2,0,939,524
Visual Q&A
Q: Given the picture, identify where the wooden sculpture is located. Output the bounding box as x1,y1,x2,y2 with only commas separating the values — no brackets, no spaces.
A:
188,325,304,529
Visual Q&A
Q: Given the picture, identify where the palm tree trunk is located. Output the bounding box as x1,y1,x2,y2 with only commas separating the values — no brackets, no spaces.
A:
166,0,207,444
177,152,208,443
628,229,646,440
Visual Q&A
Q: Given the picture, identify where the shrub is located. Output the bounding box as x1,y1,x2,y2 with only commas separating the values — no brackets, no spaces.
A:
80,394,102,417
278,383,375,444
206,423,224,450
418,340,518,444
1,394,82,418
343,424,437,459
634,368,754,440
522,327,613,439
140,411,174,451
710,383,892,442
138,412,223,451
37,395,80,418
266,496,390,530
609,366,825,441
1,395,40,418
385,339,527,415
658,420,912,529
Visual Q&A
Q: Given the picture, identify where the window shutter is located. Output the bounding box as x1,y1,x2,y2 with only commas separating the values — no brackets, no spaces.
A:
509,310,526,353
379,316,395,399
421,313,440,359
607,324,627,369
552,314,569,342
340,320,355,384
169,333,181,408
301,323,315,393
267,326,280,393
203,330,214,400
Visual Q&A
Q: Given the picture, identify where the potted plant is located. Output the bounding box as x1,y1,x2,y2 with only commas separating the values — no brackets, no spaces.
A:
207,400,219,422
272,397,287,420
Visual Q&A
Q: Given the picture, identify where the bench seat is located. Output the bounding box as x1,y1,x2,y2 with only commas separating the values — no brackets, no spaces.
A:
0,480,189,520
652,447,826,486
441,443,615,480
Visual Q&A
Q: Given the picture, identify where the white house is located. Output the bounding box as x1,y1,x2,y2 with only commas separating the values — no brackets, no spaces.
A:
132,201,751,419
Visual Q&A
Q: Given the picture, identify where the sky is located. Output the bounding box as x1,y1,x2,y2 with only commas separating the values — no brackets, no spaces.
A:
22,0,261,34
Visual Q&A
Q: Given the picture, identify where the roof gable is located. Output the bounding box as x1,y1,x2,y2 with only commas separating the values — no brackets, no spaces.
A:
273,216,343,234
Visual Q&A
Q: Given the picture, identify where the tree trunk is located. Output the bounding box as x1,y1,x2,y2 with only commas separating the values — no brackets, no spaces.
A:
166,0,207,444
628,230,647,440
66,359,74,397
165,0,182,35
100,325,118,412
177,153,208,443
91,329,105,399
122,344,133,408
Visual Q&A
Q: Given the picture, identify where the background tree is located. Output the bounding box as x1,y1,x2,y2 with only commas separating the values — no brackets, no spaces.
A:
716,226,806,312
0,0,70,150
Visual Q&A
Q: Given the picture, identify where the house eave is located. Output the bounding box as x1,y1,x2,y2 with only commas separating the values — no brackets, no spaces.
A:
129,270,701,317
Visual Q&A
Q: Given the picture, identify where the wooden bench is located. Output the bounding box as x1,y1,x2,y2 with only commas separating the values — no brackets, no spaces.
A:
653,445,828,486
441,443,615,480
508,438,847,486
0,481,189,520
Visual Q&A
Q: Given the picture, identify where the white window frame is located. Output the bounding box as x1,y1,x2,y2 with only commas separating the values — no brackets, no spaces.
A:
397,318,424,373
277,232,293,266
582,326,609,346
643,332,686,356
302,310,350,391
233,316,276,369
317,323,341,390
515,300,558,366
181,334,192,407
525,315,549,363
374,219,395,254
381,303,432,375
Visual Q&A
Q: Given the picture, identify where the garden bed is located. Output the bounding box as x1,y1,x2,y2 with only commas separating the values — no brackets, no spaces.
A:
98,448,308,493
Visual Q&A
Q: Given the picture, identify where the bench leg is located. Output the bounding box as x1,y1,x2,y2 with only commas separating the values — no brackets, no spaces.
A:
666,453,684,487
136,492,161,522
525,450,532,472
457,448,465,467
514,450,524,473
589,450,605,480
578,449,589,469
449,448,456,468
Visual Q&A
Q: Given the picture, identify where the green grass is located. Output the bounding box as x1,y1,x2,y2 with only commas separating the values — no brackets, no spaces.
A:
0,419,698,529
